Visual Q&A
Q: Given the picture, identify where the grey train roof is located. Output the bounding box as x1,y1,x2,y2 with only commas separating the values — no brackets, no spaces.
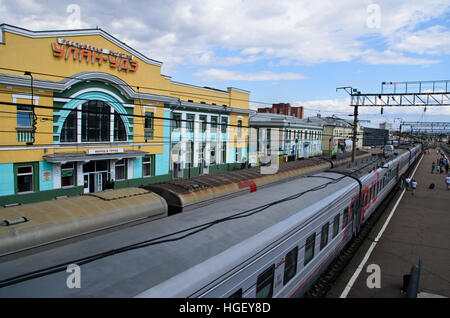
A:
0,171,358,298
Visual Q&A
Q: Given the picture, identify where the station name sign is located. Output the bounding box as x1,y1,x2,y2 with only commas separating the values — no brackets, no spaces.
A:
51,38,138,72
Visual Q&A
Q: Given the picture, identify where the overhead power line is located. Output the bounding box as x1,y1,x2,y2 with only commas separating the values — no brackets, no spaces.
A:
0,67,353,115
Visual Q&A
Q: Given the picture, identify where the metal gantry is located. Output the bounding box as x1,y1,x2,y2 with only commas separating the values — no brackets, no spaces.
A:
337,80,450,162
401,121,450,135
348,80,450,107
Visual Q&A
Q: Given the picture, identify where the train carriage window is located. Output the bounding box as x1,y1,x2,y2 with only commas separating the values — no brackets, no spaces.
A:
342,207,349,230
333,214,340,238
228,289,242,298
304,233,316,266
320,222,329,250
283,246,299,285
256,265,275,298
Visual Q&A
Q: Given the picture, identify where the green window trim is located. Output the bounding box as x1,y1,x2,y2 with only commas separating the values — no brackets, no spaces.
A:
14,162,39,194
200,115,207,132
143,155,155,177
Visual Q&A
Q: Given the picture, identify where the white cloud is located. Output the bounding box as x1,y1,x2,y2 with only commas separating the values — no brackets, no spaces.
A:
392,25,450,55
1,0,449,72
195,69,307,81
360,49,440,65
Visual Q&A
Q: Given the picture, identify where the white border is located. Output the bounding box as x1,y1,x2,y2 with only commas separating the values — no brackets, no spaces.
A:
12,94,39,104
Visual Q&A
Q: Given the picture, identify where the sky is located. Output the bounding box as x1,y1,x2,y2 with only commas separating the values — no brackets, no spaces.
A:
1,0,450,130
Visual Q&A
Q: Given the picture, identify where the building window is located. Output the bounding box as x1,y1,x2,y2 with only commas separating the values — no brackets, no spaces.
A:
61,110,77,143
114,111,127,141
200,115,207,132
304,233,315,265
172,113,182,131
210,116,218,129
61,162,75,187
221,117,228,133
320,222,329,250
61,100,127,143
143,156,152,177
144,111,154,140
186,114,195,131
115,159,126,180
17,165,34,193
237,119,243,138
17,105,33,127
283,246,298,285
82,100,110,142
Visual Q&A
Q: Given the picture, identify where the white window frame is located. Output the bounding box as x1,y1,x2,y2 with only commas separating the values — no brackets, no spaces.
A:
17,165,34,193
143,156,152,177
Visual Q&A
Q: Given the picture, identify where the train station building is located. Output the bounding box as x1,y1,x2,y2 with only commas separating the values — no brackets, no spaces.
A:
0,24,251,206
249,112,323,164
305,115,363,155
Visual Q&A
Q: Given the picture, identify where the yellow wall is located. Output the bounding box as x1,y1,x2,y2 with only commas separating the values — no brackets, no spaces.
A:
170,83,230,106
0,85,53,146
133,99,165,152
228,88,250,110
0,32,171,94
0,31,250,108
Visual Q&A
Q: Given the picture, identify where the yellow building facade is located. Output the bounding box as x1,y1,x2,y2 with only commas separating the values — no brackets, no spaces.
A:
0,24,251,206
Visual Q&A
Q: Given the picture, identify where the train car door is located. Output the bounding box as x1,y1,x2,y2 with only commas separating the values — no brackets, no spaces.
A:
347,195,361,237
360,187,370,224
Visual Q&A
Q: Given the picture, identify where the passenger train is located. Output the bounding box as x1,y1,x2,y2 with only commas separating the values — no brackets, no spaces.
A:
0,144,422,298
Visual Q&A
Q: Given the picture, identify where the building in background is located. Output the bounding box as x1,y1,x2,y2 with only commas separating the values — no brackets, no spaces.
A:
379,122,393,132
362,127,389,147
0,24,251,206
249,112,322,166
257,103,304,119
305,115,362,155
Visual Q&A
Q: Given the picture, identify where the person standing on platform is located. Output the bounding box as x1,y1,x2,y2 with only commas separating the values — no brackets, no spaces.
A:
431,162,435,174
436,164,440,174
405,177,411,190
411,179,418,195
446,175,450,190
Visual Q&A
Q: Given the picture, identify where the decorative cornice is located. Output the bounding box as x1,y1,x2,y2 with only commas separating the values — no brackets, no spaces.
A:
0,72,178,104
0,72,253,115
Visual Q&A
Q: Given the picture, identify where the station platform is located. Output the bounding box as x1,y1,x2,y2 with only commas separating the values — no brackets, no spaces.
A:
327,148,450,298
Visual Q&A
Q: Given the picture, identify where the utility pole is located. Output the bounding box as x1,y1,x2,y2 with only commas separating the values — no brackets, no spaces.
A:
351,103,358,163
337,86,360,163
